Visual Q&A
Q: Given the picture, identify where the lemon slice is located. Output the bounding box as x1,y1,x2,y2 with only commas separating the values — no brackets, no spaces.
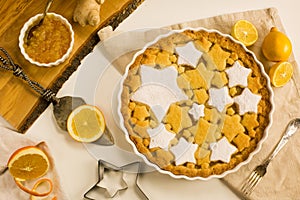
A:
231,20,258,46
7,146,50,181
268,61,293,87
67,104,106,142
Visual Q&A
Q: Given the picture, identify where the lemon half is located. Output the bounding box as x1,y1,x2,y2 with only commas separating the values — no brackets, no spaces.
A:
231,20,258,46
269,61,293,87
67,104,106,142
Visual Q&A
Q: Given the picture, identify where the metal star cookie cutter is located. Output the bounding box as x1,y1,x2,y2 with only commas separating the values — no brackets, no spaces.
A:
84,160,149,200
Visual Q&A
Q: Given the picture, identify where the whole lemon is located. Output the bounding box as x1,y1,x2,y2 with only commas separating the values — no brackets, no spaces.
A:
262,27,292,62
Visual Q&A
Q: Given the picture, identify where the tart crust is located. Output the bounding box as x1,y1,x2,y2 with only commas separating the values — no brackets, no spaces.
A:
120,29,272,178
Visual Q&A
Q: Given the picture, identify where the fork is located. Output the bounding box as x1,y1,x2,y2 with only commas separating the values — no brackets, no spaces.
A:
241,118,300,196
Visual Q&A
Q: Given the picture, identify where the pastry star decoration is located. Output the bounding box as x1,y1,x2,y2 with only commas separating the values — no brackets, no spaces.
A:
210,137,237,163
225,61,252,87
188,103,205,120
208,87,234,113
147,124,175,149
170,138,198,165
234,88,261,115
131,65,187,122
175,41,203,68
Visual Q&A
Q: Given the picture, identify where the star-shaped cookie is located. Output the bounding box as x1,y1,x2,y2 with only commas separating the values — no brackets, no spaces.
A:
175,41,203,68
170,138,198,165
131,65,187,121
208,87,234,113
234,88,261,115
225,61,252,87
209,137,237,163
147,124,175,149
188,103,205,120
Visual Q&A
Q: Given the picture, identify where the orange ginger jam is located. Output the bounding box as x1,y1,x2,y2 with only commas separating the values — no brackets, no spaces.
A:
24,15,71,64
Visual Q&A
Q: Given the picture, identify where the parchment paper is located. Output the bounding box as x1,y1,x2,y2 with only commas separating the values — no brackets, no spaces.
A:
0,127,68,200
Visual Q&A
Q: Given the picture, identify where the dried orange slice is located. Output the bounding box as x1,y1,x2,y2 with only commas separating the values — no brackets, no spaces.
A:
67,104,106,142
7,146,50,181
231,20,258,46
268,61,293,87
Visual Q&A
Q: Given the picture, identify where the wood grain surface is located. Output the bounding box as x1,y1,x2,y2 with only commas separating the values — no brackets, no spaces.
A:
0,0,143,132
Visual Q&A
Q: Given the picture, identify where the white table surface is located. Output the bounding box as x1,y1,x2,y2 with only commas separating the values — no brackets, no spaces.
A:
3,0,300,199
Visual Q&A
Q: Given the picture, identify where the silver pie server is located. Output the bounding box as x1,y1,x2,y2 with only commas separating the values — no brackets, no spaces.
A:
0,47,114,145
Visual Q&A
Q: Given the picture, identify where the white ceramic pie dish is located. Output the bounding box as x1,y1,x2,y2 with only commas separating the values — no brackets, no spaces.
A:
117,27,274,180
19,12,74,67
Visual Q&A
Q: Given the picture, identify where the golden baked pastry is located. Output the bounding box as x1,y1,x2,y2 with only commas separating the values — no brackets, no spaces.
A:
120,29,273,178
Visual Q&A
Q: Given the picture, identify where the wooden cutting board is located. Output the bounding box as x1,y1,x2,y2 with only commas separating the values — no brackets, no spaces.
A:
0,0,143,133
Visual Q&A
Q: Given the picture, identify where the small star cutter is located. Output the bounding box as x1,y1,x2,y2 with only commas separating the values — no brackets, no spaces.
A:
84,160,149,200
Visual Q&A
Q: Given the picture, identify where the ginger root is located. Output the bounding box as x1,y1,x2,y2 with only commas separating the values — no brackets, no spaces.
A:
73,0,105,26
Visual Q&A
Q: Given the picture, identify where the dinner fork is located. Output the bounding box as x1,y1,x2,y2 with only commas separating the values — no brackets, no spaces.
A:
241,118,300,196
